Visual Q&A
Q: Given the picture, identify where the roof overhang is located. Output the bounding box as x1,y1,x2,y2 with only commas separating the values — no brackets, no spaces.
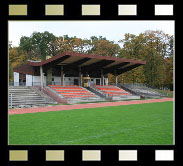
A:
13,64,35,75
15,52,146,75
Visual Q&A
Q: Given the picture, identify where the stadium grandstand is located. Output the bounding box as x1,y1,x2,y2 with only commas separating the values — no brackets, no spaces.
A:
10,51,164,107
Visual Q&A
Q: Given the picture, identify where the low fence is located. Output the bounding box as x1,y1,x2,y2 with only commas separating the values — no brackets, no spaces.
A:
9,82,75,86
9,93,13,108
9,82,47,86
9,82,26,86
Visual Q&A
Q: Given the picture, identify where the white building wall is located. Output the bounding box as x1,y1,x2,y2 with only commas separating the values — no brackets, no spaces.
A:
52,77,80,85
32,76,46,86
90,78,108,85
105,78,108,85
26,74,33,86
64,77,79,85
53,76,61,83
90,78,95,85
15,74,108,86
32,76,40,83
51,76,61,85
13,72,19,86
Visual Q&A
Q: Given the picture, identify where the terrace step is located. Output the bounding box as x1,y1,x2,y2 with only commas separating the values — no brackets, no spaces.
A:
91,85,132,98
48,85,104,104
9,86,57,108
119,83,168,98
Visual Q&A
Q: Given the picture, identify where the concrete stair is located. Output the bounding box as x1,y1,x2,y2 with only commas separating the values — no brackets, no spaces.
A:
119,83,167,98
91,85,140,100
67,86,105,104
48,85,105,104
9,86,57,108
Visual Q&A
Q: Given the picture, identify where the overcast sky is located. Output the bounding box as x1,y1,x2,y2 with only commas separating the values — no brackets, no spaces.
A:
9,21,174,47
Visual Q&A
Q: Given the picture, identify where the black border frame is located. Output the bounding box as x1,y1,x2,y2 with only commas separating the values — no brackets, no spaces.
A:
0,0,180,166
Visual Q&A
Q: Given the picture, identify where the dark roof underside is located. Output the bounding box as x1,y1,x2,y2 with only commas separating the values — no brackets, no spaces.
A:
14,52,146,75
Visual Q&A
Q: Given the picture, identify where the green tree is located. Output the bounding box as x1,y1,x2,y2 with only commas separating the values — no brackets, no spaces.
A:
20,31,57,60
118,30,174,88
89,36,120,57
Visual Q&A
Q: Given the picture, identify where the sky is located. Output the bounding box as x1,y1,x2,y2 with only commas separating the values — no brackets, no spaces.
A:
9,21,174,47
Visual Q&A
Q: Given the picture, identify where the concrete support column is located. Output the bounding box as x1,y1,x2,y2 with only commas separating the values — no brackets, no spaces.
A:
40,66,43,89
79,68,82,86
115,74,118,86
61,66,64,86
114,70,118,86
101,69,104,86
46,68,52,86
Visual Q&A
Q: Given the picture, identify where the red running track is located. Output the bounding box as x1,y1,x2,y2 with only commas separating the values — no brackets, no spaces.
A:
9,98,173,115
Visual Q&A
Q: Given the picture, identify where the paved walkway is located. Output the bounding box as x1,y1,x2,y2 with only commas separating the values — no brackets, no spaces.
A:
9,98,173,115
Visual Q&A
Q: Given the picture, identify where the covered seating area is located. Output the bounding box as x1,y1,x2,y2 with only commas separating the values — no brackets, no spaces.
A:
13,52,146,103
14,52,146,88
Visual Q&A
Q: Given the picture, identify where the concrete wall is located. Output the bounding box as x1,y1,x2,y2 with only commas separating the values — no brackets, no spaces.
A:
13,72,19,86
43,86,68,104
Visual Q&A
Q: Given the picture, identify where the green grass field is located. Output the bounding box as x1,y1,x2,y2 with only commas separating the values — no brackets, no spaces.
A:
9,101,173,145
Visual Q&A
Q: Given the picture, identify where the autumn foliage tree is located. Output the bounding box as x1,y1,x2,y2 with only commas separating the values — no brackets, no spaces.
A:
118,30,173,89
9,31,174,89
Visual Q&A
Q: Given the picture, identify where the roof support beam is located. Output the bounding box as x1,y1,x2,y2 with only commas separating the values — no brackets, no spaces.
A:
103,62,130,74
64,58,91,71
117,64,142,75
81,60,115,72
43,55,70,72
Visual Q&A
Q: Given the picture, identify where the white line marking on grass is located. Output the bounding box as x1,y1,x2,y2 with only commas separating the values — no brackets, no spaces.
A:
60,120,173,144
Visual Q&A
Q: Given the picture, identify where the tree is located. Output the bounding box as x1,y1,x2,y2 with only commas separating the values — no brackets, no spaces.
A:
9,45,28,81
11,31,173,89
20,31,57,60
89,36,120,57
118,30,174,88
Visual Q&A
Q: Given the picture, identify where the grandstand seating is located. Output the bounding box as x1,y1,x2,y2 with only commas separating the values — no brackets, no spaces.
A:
48,85,97,99
91,85,132,97
119,83,168,98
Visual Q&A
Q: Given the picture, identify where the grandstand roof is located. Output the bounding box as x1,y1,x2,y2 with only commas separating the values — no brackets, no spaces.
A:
14,52,146,75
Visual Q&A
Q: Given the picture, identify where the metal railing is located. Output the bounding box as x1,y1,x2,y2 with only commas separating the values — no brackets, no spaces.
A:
9,82,77,86
9,82,47,86
52,82,75,85
9,82,26,86
90,85,131,99
9,93,13,108
118,83,168,97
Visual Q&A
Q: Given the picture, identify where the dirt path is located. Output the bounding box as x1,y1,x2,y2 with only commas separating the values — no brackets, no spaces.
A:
9,98,173,115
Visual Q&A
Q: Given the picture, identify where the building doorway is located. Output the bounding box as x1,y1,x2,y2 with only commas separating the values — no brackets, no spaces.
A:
74,79,79,85
96,79,100,85
19,73,26,86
